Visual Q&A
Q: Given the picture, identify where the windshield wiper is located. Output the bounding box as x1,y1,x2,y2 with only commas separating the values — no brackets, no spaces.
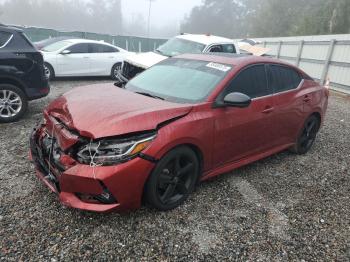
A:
135,92,164,100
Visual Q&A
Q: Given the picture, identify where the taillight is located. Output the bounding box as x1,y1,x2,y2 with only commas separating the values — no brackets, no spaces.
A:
39,87,49,94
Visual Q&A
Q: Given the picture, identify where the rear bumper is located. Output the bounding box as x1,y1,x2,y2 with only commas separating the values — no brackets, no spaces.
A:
26,84,50,101
29,127,155,212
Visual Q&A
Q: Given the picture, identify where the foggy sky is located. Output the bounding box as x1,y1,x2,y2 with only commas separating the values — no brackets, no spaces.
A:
0,0,203,37
122,0,202,28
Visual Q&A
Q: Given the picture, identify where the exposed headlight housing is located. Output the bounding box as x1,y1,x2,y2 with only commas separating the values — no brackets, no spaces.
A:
76,133,156,166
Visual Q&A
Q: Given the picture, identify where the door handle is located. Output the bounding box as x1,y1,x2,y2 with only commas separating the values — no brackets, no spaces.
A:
83,56,90,59
262,106,274,114
303,95,311,102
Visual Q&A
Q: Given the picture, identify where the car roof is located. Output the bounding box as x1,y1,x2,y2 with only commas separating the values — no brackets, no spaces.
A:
34,36,76,44
175,53,299,68
62,38,114,46
176,34,235,46
39,36,74,41
0,24,23,33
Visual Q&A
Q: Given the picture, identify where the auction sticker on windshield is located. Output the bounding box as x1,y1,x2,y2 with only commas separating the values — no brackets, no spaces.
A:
206,62,231,72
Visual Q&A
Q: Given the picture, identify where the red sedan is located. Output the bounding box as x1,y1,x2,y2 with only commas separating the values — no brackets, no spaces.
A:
30,54,328,212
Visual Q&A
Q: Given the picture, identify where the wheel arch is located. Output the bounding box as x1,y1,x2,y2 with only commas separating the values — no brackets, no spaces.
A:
309,111,322,131
141,142,204,207
112,61,123,67
0,77,28,98
183,143,204,175
148,141,205,181
111,62,122,72
310,111,321,122
149,137,206,168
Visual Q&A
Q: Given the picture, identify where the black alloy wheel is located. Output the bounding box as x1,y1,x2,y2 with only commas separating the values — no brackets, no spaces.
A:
292,115,320,154
145,146,200,211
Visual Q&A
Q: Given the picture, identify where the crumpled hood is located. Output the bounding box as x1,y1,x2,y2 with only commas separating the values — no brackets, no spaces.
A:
125,51,167,69
45,84,192,139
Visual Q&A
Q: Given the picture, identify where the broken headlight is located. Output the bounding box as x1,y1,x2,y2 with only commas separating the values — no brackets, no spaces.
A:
76,133,156,165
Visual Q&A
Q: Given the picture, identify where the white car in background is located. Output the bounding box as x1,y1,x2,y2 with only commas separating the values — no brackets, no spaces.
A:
42,39,129,80
118,34,240,83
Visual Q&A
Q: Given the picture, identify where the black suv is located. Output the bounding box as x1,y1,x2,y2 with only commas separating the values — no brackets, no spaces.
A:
0,25,49,123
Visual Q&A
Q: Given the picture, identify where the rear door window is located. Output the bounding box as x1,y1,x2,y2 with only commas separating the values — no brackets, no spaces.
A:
0,31,13,48
269,65,302,93
223,65,270,99
68,43,89,53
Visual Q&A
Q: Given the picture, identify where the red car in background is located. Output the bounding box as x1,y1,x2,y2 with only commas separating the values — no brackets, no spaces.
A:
30,53,328,212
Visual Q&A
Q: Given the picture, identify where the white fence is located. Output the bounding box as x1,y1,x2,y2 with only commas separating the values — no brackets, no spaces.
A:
247,34,350,94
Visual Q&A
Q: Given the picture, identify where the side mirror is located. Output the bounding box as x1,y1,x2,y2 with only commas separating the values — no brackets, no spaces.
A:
61,49,71,55
221,92,252,108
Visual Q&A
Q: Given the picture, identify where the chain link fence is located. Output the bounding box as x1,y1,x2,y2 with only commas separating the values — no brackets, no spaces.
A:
20,26,167,53
251,34,350,94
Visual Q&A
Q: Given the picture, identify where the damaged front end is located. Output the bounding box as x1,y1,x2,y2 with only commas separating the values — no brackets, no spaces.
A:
116,61,146,86
29,113,156,212
29,117,78,193
76,132,156,166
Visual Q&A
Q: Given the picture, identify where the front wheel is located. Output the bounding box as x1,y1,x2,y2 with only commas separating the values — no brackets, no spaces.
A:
111,62,122,80
291,115,320,154
0,84,28,123
145,146,200,211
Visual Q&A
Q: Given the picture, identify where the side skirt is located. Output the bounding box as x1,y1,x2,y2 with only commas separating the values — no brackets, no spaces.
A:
200,143,294,181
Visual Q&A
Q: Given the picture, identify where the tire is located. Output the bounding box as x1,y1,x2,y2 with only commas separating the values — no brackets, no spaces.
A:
0,84,28,123
145,146,200,211
111,62,122,80
290,115,320,154
44,63,55,81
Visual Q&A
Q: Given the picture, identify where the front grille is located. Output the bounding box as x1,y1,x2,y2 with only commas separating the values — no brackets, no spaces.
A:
41,133,65,172
30,130,62,192
122,61,145,80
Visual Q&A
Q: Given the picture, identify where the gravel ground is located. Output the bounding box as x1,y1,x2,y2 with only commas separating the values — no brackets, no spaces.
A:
0,79,349,261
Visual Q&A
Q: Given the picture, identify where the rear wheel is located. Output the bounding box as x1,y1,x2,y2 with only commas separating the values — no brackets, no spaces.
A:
0,84,28,123
111,62,122,80
291,115,320,154
44,63,55,81
145,146,200,211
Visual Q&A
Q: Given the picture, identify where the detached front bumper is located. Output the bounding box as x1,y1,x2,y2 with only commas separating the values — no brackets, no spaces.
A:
115,71,129,84
29,126,155,212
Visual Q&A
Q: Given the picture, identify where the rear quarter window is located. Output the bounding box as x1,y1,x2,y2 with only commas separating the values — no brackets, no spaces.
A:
1,31,36,51
0,31,13,47
269,65,302,93
102,45,118,53
90,43,118,53
222,44,236,53
19,32,35,48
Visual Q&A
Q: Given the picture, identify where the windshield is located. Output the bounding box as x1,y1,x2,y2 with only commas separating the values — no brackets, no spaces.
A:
42,40,71,52
125,58,232,104
156,38,205,57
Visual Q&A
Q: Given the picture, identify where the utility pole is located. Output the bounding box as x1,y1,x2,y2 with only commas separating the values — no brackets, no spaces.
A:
147,0,155,50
